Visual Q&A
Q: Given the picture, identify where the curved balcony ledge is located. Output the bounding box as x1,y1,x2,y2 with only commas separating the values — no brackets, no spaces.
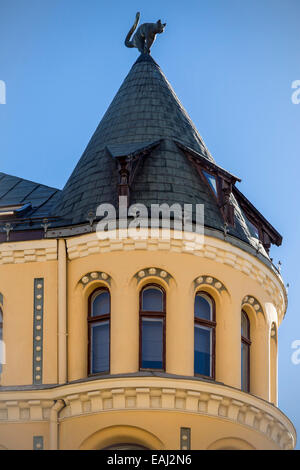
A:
0,375,296,450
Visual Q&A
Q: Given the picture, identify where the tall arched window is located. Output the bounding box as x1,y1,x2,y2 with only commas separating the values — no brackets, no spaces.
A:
88,288,110,375
0,308,3,374
194,292,216,378
140,285,166,371
241,310,251,392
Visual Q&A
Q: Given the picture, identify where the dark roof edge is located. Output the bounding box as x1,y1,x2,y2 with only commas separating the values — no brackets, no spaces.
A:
233,186,282,246
0,171,60,192
175,141,241,182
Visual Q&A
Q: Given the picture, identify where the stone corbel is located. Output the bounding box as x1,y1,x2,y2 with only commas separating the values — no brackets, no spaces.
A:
219,178,235,226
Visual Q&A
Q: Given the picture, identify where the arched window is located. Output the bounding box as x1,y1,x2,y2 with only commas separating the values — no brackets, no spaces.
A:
0,308,3,374
241,310,251,392
88,288,110,375
139,285,165,370
194,292,216,378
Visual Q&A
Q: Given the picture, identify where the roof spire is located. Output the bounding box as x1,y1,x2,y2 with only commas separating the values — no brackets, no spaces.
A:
124,12,166,55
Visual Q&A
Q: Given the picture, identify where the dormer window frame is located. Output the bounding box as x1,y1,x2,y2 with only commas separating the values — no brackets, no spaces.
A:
0,202,32,218
175,141,239,228
233,186,282,252
194,164,236,227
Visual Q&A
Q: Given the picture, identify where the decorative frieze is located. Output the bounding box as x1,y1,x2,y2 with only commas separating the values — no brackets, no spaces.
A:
54,380,294,451
33,279,44,385
0,400,54,422
0,240,57,265
0,378,295,450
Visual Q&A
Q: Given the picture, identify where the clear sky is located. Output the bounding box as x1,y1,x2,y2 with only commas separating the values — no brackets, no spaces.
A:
0,0,300,447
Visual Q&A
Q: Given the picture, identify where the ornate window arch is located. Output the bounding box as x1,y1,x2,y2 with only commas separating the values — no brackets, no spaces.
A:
241,310,251,392
88,287,111,375
139,284,166,371
194,291,216,379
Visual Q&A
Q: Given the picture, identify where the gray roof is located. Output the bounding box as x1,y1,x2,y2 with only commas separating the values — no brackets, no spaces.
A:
52,54,258,246
0,54,271,250
0,172,61,229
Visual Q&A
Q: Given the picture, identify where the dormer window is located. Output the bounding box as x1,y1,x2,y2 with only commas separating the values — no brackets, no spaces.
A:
244,215,259,239
203,171,218,196
0,203,32,218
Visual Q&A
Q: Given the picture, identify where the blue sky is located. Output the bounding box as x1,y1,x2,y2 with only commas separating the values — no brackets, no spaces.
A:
0,0,300,447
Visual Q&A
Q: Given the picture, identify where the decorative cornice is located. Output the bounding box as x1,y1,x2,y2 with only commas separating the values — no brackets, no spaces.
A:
66,231,286,322
0,240,57,265
0,232,286,321
0,399,54,422
0,377,295,450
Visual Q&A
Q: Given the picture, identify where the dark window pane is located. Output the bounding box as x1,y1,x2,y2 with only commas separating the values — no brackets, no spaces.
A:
194,325,212,376
91,291,110,317
194,294,212,321
245,216,259,239
91,320,109,373
241,311,249,339
142,287,163,312
241,342,250,392
141,317,163,369
203,171,217,195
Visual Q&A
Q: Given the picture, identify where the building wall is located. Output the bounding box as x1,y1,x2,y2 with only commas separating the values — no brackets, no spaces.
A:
0,231,295,450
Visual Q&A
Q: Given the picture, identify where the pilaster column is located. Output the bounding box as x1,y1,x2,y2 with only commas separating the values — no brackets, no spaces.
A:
166,282,193,376
110,280,139,374
58,239,67,384
251,318,270,401
216,295,241,389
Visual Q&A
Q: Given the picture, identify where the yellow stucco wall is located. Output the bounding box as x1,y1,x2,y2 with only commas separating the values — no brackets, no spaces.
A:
0,231,294,450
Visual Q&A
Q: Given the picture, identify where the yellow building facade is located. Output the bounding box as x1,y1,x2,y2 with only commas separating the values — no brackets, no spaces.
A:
0,51,296,450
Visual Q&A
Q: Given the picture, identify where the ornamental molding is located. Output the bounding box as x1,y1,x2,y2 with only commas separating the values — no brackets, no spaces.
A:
66,231,286,321
32,279,44,385
193,276,228,294
0,377,295,450
79,271,111,286
0,399,54,422
134,267,172,284
242,295,264,317
0,239,57,265
0,232,286,321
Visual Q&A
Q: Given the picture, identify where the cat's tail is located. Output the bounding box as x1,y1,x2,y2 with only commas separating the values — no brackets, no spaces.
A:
125,12,140,48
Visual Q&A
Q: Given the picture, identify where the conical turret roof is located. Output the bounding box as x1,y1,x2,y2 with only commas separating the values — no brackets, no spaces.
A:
52,54,281,253
54,54,216,220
